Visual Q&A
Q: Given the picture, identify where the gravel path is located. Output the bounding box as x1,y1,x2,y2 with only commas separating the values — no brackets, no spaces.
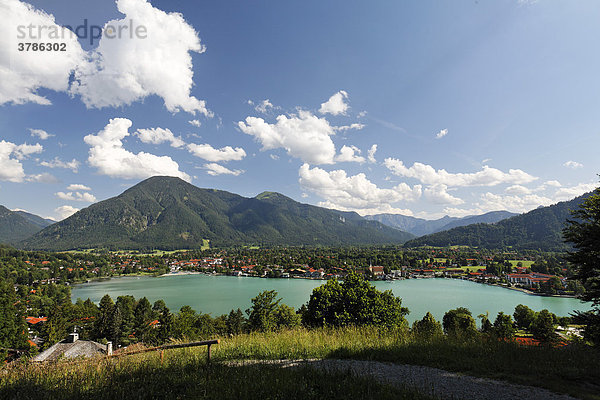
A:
226,359,578,400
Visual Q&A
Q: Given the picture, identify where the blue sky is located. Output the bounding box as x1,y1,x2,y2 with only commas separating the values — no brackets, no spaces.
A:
1,0,598,221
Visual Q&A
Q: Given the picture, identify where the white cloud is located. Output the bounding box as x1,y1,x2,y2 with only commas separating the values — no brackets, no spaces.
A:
0,0,85,105
544,180,562,187
204,163,243,176
84,118,190,181
26,172,58,183
357,111,367,118
298,163,421,215
505,185,531,195
319,90,349,116
239,110,337,164
270,154,279,160
55,205,79,220
70,0,210,116
333,123,365,132
384,158,537,187
188,119,202,127
40,157,80,172
67,184,91,191
335,145,365,163
187,143,246,162
553,183,597,201
435,128,448,139
477,192,555,213
367,144,377,164
563,160,583,169
29,129,53,140
136,127,185,148
55,191,96,202
0,140,43,182
424,184,464,205
254,99,277,114
442,207,485,218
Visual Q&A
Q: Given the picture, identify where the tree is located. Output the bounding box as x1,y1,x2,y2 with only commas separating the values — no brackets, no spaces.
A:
563,185,600,344
493,312,515,339
302,272,409,328
226,308,246,335
412,312,443,339
272,304,301,329
513,304,536,330
478,312,493,334
530,309,557,342
0,281,27,349
246,290,281,332
94,294,114,340
442,307,477,337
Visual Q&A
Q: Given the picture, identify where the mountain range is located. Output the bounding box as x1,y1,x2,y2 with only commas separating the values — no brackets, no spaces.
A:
0,206,54,244
19,176,414,251
403,192,593,251
364,210,517,236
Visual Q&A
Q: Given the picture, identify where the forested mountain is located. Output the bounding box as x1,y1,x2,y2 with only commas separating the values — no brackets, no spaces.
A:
365,210,516,236
20,176,414,251
0,206,49,244
13,210,54,229
404,193,593,251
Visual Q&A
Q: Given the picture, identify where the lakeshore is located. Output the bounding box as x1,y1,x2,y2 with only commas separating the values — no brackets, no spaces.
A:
71,274,591,324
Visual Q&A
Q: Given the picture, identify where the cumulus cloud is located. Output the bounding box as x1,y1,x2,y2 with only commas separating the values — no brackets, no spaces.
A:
238,110,337,165
27,172,58,183
424,184,464,205
70,0,210,115
29,129,53,140
335,145,365,163
136,127,185,148
384,159,538,187
553,183,597,201
0,140,43,182
0,0,85,105
188,119,202,127
435,128,448,139
544,180,562,187
84,118,190,181
319,90,349,115
187,143,246,162
333,123,365,132
55,191,96,202
40,157,80,172
298,163,421,215
563,160,583,169
505,185,531,195
204,163,243,176
367,144,377,163
67,184,91,191
55,205,79,220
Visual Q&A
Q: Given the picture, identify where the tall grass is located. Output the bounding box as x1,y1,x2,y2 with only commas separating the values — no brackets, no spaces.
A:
0,346,431,400
2,327,599,399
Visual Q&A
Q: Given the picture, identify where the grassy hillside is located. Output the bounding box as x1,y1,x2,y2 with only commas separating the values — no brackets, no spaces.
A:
20,176,413,251
2,327,598,399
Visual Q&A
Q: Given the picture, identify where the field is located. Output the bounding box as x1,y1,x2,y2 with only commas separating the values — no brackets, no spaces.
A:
2,327,599,400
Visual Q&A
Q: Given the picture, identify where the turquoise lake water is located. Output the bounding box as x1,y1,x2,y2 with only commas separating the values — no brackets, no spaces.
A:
71,275,591,323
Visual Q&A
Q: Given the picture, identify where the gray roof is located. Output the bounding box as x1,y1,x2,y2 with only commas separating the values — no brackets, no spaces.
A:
32,339,107,362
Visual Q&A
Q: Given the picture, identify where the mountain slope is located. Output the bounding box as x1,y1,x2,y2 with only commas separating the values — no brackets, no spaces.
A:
403,193,594,251
20,177,413,250
432,211,518,233
14,211,54,229
365,211,516,236
0,206,47,244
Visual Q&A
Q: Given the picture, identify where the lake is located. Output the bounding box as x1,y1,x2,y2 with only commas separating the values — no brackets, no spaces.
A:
71,274,592,323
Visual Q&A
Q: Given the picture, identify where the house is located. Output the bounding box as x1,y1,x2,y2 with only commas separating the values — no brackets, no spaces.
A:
32,333,111,362
369,266,385,276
